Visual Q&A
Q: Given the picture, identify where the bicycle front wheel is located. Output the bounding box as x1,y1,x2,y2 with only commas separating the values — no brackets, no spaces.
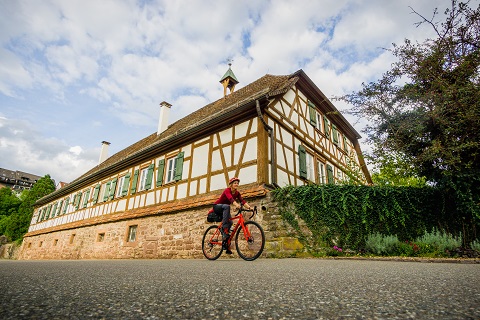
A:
235,221,265,261
202,225,223,260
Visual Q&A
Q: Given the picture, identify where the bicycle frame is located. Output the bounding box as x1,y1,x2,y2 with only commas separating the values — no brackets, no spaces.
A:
208,206,257,247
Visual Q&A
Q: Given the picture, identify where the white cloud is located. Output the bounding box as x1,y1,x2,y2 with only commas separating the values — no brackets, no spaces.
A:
0,0,453,183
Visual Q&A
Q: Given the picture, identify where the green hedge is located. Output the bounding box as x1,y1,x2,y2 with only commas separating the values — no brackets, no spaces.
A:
272,184,479,251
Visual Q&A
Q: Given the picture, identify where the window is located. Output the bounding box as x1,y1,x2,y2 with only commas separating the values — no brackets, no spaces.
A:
165,152,184,183
317,160,325,184
97,233,105,242
127,225,137,242
298,145,307,179
39,241,43,247
53,239,58,246
116,176,125,197
323,116,330,138
138,167,149,191
308,101,322,131
306,152,315,182
326,165,335,184
332,124,339,145
69,234,76,244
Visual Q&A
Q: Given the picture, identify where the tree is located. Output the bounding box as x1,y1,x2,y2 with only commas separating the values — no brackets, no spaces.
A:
3,175,55,241
368,151,427,187
0,187,22,216
341,1,480,219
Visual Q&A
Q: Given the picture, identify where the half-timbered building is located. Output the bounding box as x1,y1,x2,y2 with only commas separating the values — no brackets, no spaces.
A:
19,68,371,259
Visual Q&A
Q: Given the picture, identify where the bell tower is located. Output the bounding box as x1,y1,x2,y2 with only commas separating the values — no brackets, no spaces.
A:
219,62,239,98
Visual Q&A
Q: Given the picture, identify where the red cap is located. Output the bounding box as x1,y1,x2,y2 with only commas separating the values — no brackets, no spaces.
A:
229,177,240,185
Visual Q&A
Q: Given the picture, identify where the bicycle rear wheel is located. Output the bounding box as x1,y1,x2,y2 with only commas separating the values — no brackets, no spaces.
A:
235,221,265,261
202,225,223,260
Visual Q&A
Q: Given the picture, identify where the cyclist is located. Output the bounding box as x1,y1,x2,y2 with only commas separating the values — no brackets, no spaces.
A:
213,177,252,254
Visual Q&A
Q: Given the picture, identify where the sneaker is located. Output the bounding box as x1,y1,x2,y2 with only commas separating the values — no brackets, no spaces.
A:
225,248,233,255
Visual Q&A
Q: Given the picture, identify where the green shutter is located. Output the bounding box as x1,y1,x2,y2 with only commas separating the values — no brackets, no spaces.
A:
327,165,334,184
131,169,139,194
75,192,82,210
45,204,52,219
156,159,165,187
332,124,339,145
51,202,58,218
298,145,307,179
83,189,91,208
145,164,155,190
323,115,330,137
92,184,100,204
308,101,317,127
37,208,44,222
63,197,70,214
109,178,118,200
57,200,63,216
122,173,131,196
343,136,348,151
103,182,111,202
174,152,185,181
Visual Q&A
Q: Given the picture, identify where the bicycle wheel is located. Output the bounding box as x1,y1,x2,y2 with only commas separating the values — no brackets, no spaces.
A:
202,225,223,260
235,221,265,261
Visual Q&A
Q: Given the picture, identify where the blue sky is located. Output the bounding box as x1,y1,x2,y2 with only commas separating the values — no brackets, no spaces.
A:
0,0,449,184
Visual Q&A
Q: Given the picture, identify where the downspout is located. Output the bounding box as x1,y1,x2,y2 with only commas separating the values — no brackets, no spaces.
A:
256,99,279,188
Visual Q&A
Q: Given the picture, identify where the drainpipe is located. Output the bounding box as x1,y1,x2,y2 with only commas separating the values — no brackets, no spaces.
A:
256,99,279,188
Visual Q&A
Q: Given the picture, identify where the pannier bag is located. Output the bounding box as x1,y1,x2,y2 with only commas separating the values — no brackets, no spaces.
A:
207,205,223,222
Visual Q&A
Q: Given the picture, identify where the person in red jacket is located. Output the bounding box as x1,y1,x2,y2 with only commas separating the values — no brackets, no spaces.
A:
213,177,252,254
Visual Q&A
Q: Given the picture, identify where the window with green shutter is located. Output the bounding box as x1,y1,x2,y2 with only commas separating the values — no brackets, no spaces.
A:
323,115,330,138
45,204,52,219
92,184,100,204
343,136,349,152
308,101,317,127
156,159,165,187
57,200,63,216
298,145,307,179
75,192,82,210
83,189,91,208
103,181,111,202
63,197,70,214
122,172,131,196
51,202,58,218
145,164,155,190
332,124,339,145
327,164,334,184
174,152,184,181
131,169,139,194
109,178,117,200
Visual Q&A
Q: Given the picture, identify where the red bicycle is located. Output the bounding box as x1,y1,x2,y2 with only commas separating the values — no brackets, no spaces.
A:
202,206,265,261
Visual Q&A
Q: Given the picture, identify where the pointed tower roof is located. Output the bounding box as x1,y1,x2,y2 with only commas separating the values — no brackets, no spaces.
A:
219,63,239,97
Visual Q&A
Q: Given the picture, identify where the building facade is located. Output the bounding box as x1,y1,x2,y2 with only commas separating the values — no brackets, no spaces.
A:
19,69,371,260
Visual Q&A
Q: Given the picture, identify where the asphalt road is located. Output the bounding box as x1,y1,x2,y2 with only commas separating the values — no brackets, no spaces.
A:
0,258,479,319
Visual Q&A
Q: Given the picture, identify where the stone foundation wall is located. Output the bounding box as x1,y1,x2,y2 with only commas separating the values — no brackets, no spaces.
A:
18,194,304,260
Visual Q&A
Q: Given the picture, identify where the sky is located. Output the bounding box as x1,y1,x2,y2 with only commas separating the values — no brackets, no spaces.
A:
0,0,453,185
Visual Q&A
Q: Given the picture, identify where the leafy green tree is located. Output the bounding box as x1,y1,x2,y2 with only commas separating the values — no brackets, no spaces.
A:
369,151,427,187
342,1,480,219
3,175,55,241
0,187,22,216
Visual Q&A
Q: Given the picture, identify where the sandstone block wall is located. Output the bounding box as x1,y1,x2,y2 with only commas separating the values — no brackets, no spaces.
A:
18,194,305,260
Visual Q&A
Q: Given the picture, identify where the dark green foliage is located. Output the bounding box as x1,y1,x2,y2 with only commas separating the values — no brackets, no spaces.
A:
272,184,478,252
1,175,55,242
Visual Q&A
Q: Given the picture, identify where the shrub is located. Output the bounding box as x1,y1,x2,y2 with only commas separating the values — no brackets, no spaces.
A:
365,233,399,255
470,239,480,253
414,228,462,256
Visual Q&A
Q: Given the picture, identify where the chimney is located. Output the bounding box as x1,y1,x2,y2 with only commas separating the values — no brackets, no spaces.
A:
99,141,110,164
157,101,172,135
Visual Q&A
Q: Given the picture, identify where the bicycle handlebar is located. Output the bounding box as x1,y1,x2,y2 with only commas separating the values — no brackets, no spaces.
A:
235,205,257,219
